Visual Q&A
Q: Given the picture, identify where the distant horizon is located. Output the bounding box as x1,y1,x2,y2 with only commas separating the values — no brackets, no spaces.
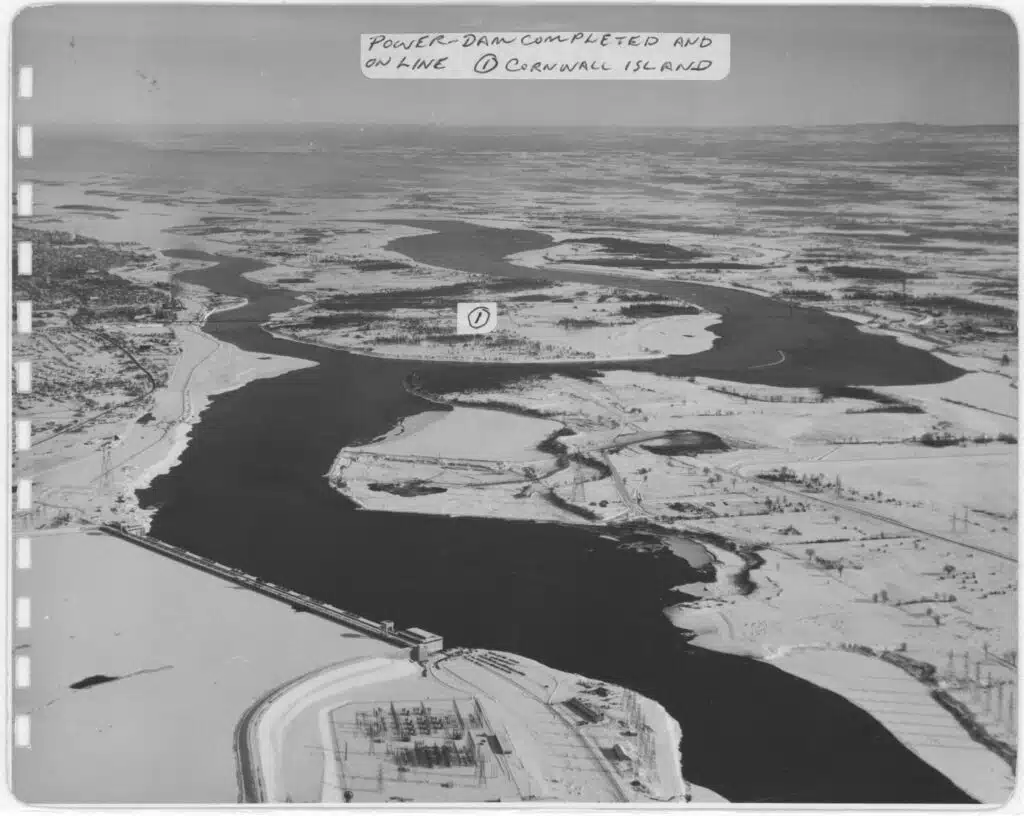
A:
14,5,1017,128
38,120,1022,132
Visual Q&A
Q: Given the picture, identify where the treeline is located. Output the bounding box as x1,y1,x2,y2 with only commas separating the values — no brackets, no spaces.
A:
916,430,1017,447
619,302,701,318
842,287,1016,319
707,384,823,404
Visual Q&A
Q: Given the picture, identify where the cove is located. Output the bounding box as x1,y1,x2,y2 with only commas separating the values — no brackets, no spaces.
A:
140,245,974,803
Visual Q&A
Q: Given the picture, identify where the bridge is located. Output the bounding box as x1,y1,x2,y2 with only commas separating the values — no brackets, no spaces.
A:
99,523,443,656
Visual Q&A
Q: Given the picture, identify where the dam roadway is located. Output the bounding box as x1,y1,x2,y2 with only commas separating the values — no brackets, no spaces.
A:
99,523,440,652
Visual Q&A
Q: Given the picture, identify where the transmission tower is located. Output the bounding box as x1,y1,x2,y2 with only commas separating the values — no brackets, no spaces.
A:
571,461,587,504
100,444,113,490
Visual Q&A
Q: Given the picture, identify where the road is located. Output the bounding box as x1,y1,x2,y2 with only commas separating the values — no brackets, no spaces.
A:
27,321,160,449
430,655,629,803
100,523,422,645
688,459,1017,564
26,322,226,521
599,450,644,517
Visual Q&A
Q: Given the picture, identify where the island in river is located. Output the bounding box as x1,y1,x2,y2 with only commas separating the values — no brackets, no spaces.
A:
317,220,1015,804
16,125,1016,805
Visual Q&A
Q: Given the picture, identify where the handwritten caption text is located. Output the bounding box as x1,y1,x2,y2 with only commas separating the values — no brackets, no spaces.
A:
361,32,730,80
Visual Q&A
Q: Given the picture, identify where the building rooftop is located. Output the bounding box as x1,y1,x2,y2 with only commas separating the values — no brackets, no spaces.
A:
404,627,442,642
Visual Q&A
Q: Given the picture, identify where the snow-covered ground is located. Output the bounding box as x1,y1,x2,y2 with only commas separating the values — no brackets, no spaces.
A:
13,529,401,803
330,367,1017,802
244,650,697,804
768,650,1014,805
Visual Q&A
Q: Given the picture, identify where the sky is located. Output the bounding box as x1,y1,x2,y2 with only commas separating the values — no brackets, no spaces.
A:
13,4,1019,128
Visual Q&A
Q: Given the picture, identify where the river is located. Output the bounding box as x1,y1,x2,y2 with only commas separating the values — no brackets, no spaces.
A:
141,227,972,804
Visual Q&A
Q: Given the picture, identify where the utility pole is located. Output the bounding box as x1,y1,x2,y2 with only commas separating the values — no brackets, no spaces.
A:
477,751,488,787
1008,687,1017,736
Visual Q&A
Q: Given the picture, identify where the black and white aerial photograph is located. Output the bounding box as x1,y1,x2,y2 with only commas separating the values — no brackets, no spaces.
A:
9,3,1019,807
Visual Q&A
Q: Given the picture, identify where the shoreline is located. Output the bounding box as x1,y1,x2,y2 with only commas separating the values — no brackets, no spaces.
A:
96,241,712,804
264,326,705,367
122,326,314,527
324,382,1015,803
88,227,1013,803
667,538,1015,804
109,283,314,530
764,647,1014,804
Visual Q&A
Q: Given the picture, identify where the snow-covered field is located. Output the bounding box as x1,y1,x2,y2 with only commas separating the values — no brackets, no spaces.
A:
768,650,1014,804
14,529,401,803
330,366,1017,802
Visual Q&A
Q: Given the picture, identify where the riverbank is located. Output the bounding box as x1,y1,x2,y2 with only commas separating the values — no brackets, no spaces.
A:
664,530,1016,805
24,129,1015,802
327,363,1015,803
768,649,1015,804
138,236,985,804
119,319,315,530
26,279,314,532
158,235,1011,804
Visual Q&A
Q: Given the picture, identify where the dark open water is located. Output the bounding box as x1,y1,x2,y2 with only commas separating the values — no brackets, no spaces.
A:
142,226,972,804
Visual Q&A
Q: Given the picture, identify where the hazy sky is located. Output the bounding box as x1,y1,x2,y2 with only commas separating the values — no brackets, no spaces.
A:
13,4,1019,127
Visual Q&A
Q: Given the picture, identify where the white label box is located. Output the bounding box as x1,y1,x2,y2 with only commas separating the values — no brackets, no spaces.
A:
456,302,498,335
362,32,729,80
